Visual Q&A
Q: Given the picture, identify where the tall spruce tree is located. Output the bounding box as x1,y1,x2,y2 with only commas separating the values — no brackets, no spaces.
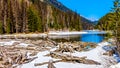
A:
112,0,120,56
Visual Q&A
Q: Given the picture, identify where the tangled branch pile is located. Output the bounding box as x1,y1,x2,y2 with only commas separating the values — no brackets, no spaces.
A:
0,46,37,68
54,42,97,53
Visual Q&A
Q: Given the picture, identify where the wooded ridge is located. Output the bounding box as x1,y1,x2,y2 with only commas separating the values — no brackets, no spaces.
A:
0,0,94,34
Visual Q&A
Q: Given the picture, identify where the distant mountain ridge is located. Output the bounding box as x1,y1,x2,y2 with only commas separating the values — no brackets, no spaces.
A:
44,0,94,28
45,0,70,12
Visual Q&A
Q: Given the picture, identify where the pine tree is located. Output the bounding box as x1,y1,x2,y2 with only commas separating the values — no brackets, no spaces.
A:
27,6,42,32
27,7,37,32
112,0,120,56
6,18,11,33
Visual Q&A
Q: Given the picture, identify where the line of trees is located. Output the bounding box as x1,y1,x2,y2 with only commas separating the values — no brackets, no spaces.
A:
0,0,92,34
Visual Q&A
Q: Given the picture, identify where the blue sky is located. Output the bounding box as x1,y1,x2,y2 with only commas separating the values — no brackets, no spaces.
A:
58,0,114,21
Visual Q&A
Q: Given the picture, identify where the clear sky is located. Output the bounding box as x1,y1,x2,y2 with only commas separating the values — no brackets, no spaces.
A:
58,0,114,21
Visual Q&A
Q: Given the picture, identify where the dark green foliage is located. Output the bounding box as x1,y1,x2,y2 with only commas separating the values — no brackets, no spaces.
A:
0,21,3,34
30,0,35,3
96,0,120,32
6,18,11,33
27,6,42,32
95,13,117,30
51,6,83,31
112,0,120,57
37,17,43,32
27,7,37,32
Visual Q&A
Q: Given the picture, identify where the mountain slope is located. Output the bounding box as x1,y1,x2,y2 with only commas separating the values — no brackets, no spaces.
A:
46,0,94,26
45,0,70,12
45,0,94,29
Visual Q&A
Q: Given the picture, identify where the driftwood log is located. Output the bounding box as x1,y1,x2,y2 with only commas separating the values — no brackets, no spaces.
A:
34,60,62,66
49,52,100,65
35,52,100,66
49,52,86,62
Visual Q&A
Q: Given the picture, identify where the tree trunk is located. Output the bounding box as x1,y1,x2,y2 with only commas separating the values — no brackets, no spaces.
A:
3,0,7,33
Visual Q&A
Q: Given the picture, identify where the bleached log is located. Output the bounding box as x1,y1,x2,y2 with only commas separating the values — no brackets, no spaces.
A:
50,52,86,62
48,52,100,65
34,60,62,66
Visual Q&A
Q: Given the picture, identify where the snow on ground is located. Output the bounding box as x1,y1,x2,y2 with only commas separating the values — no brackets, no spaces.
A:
20,48,59,68
0,40,115,68
48,31,88,39
18,43,30,47
110,63,120,68
48,30,106,36
21,50,102,68
48,31,88,35
0,40,20,46
20,42,113,68
0,40,30,47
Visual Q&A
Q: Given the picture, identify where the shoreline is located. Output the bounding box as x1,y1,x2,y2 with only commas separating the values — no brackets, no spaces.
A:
0,30,106,39
0,37,116,68
0,39,115,68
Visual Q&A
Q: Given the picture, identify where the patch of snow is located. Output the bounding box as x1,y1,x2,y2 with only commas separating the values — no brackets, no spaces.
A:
48,31,88,36
71,42,108,62
48,31,106,36
0,40,32,47
0,40,20,46
18,43,30,47
110,63,120,68
54,62,102,68
21,51,58,68
98,42,110,46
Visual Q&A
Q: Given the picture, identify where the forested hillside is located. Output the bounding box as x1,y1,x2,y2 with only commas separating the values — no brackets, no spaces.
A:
95,0,120,31
95,0,120,39
0,0,93,34
95,13,117,30
95,0,120,56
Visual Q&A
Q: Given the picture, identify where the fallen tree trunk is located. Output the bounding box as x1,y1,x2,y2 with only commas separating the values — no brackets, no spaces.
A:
35,52,100,66
49,52,100,65
50,52,86,62
34,60,62,66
